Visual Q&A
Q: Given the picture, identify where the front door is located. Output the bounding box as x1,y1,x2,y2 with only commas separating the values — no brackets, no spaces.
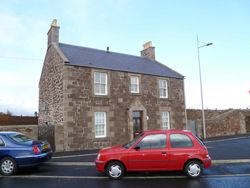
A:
246,116,250,133
132,111,143,137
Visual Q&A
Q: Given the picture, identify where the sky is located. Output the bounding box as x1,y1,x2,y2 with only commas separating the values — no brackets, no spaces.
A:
0,0,249,115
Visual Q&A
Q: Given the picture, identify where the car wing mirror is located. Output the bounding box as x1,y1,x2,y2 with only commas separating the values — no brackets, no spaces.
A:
134,146,140,150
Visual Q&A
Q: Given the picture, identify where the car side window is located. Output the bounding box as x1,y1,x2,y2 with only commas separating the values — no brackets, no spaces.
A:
0,137,5,147
170,134,193,148
137,134,166,149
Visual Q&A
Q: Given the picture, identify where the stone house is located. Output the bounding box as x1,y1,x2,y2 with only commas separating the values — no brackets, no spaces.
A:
39,20,186,151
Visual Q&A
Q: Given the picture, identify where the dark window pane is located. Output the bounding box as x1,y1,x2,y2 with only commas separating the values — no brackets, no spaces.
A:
8,134,32,143
0,138,4,146
170,134,193,148
138,134,166,149
132,111,141,118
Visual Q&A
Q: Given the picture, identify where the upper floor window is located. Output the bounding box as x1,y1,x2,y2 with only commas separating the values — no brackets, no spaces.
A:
94,72,107,95
130,76,139,93
94,112,107,138
162,112,170,130
159,79,168,98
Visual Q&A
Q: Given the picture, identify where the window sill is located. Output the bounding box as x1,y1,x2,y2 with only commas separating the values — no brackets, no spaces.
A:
93,95,110,98
159,97,170,101
131,92,141,96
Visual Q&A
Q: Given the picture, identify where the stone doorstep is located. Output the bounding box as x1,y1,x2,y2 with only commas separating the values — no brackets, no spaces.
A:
45,159,250,167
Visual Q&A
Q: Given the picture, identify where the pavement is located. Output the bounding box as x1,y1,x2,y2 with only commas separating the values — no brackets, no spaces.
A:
47,133,250,166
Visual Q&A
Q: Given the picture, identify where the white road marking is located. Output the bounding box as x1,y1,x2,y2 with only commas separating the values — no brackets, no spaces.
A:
205,136,250,143
44,159,250,167
2,174,250,179
213,159,250,165
53,153,97,159
45,162,95,166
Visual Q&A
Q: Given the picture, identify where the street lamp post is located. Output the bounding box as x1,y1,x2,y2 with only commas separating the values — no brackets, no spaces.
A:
197,36,213,139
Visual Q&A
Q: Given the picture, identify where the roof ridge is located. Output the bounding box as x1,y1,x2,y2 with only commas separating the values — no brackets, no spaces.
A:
59,42,184,79
59,42,156,62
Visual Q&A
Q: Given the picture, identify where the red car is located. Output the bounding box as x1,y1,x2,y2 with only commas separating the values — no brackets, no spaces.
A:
95,130,211,179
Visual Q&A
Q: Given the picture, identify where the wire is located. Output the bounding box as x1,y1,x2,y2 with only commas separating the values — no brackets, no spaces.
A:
0,56,41,61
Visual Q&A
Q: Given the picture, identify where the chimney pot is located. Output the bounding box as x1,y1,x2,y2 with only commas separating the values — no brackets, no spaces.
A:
140,41,155,60
51,19,58,27
143,41,152,50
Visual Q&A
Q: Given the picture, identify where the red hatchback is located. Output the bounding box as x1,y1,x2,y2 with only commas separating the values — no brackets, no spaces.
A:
95,130,211,179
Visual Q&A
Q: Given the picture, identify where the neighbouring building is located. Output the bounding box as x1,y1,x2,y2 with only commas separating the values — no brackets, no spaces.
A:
39,20,186,151
187,109,250,138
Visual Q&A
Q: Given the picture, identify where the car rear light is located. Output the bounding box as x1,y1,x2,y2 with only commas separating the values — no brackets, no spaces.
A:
33,145,41,154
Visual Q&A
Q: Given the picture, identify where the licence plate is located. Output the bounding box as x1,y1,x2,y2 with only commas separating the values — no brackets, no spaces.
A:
42,144,49,150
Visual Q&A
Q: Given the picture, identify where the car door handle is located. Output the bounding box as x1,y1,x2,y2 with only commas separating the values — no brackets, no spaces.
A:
162,151,167,155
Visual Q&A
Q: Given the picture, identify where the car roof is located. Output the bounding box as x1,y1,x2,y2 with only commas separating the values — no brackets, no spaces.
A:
143,129,192,135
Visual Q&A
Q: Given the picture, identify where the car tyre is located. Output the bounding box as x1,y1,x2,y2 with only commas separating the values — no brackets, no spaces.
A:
185,160,203,178
106,161,125,179
0,157,17,176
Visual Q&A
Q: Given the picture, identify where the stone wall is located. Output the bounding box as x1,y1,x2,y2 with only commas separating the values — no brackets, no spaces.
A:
61,65,186,151
0,115,38,140
38,44,64,151
187,109,250,138
0,125,38,139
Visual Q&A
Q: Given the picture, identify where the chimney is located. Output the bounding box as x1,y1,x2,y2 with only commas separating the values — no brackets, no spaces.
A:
140,41,155,60
47,19,60,47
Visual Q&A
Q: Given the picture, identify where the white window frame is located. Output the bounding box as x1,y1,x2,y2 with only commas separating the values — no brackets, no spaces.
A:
162,111,170,130
130,76,139,93
94,112,107,138
159,79,168,98
94,72,108,95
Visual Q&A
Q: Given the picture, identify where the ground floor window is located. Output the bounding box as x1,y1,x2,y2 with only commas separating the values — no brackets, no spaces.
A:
95,112,107,138
162,111,170,130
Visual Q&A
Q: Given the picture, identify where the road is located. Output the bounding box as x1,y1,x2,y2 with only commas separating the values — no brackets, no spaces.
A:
1,163,250,188
1,135,250,188
205,136,250,160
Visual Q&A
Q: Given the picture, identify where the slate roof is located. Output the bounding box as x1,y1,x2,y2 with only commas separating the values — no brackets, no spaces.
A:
59,43,184,79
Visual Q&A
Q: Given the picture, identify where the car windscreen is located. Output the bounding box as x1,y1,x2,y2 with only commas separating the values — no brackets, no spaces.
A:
8,134,33,143
123,133,144,149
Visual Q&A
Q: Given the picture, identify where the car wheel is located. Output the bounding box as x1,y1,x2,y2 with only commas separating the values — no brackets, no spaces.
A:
185,160,203,178
0,157,17,176
106,161,125,179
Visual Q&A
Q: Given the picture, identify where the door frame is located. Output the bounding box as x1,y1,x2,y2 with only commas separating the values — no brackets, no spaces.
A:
128,100,148,141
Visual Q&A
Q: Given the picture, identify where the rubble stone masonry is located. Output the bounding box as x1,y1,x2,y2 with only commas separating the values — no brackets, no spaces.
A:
187,109,250,138
39,44,64,151
61,65,186,151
